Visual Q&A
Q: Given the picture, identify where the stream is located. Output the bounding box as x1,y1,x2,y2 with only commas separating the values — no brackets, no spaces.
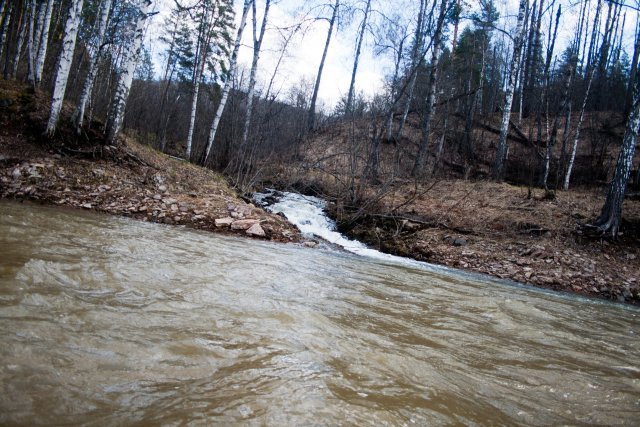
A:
1,200,639,425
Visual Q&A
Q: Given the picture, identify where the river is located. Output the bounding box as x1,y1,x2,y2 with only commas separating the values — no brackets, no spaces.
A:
1,201,639,425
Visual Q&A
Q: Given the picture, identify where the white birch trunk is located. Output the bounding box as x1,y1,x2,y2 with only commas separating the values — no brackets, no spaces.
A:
11,0,29,78
240,0,270,149
31,0,46,64
592,70,640,237
345,0,370,115
563,71,594,190
26,0,35,85
203,0,252,164
74,0,112,132
0,1,12,61
493,0,528,180
185,75,201,159
45,0,84,136
105,0,153,145
34,0,54,85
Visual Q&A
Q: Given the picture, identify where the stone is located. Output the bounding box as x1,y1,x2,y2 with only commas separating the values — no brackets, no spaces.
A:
81,203,92,209
246,223,266,237
158,185,167,193
215,217,234,228
452,238,467,247
231,219,259,230
303,241,318,248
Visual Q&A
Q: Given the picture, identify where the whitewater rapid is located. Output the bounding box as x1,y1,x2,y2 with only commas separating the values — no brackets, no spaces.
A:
254,190,424,265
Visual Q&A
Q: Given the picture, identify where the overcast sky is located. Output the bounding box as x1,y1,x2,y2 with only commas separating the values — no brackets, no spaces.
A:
146,0,639,110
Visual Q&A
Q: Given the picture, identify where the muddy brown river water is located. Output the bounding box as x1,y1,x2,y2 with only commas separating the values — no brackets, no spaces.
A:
0,201,639,425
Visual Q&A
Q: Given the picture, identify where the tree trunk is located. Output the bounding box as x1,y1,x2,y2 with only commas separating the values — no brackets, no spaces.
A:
385,36,404,142
307,0,339,132
45,0,84,136
564,71,594,190
540,4,562,190
345,0,370,115
0,1,12,62
9,0,28,79
203,0,252,164
73,0,112,133
33,0,53,85
105,0,153,145
240,0,270,151
585,0,602,74
590,69,640,237
493,0,528,180
411,0,447,177
625,25,640,116
26,0,35,85
395,0,426,139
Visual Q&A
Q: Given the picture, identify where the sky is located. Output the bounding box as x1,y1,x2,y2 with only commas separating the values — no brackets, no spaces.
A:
145,0,640,110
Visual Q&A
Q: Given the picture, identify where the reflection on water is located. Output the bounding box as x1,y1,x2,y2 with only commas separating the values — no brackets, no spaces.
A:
0,201,639,425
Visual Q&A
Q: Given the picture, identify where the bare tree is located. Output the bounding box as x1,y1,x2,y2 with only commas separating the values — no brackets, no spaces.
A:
307,0,339,131
345,0,371,115
105,0,154,145
412,0,448,177
589,63,640,237
8,0,29,79
73,0,113,133
46,0,84,136
395,0,428,139
203,0,252,164
33,0,53,85
493,0,528,180
240,0,271,150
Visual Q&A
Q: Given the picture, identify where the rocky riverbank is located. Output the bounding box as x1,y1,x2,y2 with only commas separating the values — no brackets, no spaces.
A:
0,85,301,243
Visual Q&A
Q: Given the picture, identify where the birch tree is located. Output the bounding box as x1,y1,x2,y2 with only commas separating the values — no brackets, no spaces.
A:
45,0,84,136
34,0,54,85
0,0,13,61
345,0,371,115
412,0,448,177
26,0,36,85
185,0,234,160
588,64,640,237
105,0,154,145
492,0,528,180
307,0,339,131
203,0,252,164
73,0,112,133
9,0,29,79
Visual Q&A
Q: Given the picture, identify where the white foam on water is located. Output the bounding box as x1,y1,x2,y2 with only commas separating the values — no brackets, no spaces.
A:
254,190,418,265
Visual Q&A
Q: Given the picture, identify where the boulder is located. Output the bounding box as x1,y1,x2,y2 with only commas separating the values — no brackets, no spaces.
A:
246,223,266,237
231,219,259,230
215,217,234,228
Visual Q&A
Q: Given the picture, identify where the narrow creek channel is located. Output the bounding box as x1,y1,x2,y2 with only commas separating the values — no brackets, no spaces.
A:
1,200,639,425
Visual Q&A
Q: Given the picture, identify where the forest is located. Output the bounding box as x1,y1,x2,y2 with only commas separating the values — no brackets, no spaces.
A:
0,0,639,300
